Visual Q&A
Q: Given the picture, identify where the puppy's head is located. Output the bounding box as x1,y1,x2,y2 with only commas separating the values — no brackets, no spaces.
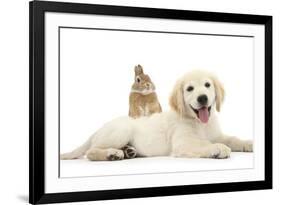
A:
169,70,225,123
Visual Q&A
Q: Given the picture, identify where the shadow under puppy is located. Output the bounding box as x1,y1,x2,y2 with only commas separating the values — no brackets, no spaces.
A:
122,65,162,159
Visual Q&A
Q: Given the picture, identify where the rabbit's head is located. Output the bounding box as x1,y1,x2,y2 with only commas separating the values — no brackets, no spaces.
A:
131,65,156,95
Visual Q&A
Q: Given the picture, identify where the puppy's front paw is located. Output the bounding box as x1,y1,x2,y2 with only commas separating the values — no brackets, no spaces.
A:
242,140,253,152
106,148,124,161
60,153,75,160
210,143,231,159
231,139,253,152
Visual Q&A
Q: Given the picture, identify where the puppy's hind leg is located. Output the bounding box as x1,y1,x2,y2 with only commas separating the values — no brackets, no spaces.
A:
86,134,131,161
85,117,134,161
122,145,137,159
86,147,124,161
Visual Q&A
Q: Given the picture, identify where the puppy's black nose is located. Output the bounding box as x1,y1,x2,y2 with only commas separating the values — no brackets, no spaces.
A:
197,94,208,105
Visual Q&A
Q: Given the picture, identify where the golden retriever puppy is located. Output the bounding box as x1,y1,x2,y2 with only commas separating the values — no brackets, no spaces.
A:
61,70,253,161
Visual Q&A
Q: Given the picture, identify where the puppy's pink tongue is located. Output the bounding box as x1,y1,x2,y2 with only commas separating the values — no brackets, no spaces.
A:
198,107,209,123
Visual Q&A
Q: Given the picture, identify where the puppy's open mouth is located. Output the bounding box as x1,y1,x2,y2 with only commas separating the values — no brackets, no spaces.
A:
190,105,211,123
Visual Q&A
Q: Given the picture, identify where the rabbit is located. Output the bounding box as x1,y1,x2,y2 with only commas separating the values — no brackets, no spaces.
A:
129,64,162,118
123,65,162,159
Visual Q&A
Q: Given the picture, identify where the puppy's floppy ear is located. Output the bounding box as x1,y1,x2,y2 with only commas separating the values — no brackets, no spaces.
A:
135,64,143,75
169,79,185,117
212,76,225,112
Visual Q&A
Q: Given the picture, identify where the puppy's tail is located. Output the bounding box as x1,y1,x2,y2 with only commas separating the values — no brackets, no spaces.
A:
60,137,92,160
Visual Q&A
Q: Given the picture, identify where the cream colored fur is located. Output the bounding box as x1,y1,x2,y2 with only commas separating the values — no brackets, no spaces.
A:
61,70,253,161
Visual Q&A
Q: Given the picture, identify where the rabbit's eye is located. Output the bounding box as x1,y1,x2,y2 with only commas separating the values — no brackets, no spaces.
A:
136,77,141,83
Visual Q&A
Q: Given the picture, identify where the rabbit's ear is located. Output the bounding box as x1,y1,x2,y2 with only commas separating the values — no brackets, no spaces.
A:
135,65,143,75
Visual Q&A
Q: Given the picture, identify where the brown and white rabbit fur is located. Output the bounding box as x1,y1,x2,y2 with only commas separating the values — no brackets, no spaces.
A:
129,65,162,118
123,65,162,159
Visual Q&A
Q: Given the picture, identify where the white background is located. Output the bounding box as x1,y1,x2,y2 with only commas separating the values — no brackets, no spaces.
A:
60,27,254,154
0,0,279,204
59,19,255,178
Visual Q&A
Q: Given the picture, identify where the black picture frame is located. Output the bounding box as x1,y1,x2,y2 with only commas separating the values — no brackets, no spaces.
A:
29,0,272,204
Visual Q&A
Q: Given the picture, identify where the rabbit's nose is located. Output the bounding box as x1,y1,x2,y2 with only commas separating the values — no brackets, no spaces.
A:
146,83,150,88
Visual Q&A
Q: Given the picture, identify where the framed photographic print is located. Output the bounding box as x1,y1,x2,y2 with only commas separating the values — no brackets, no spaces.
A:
29,0,272,204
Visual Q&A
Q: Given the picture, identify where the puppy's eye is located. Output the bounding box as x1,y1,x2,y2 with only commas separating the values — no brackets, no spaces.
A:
186,86,194,92
205,82,210,88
